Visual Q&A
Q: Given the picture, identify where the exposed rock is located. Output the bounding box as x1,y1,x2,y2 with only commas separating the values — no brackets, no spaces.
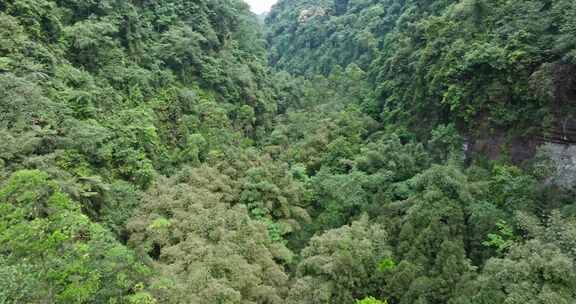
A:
540,143,576,189
465,134,539,164
298,7,326,23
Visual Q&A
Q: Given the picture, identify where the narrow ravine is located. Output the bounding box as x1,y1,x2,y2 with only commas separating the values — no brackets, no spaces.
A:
1,0,576,303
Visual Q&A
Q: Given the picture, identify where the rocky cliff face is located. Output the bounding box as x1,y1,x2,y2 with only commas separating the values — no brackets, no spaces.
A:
541,143,576,188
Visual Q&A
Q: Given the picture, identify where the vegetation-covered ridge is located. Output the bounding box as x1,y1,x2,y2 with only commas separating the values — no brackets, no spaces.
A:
1,0,576,303
267,0,576,159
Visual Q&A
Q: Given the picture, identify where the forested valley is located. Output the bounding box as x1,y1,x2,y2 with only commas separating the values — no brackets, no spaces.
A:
1,0,576,303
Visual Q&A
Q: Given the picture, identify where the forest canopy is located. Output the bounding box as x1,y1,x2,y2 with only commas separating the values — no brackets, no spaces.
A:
1,0,576,303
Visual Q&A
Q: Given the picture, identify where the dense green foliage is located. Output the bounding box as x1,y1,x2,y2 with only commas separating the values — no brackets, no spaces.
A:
1,0,576,303
0,170,153,303
127,168,291,303
267,0,576,142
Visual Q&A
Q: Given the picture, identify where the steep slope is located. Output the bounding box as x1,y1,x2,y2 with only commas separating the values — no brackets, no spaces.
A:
263,1,576,304
0,0,299,302
1,0,576,304
267,0,576,161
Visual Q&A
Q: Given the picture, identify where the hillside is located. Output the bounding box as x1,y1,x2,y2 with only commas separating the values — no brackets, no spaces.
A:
267,0,576,160
1,0,576,303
